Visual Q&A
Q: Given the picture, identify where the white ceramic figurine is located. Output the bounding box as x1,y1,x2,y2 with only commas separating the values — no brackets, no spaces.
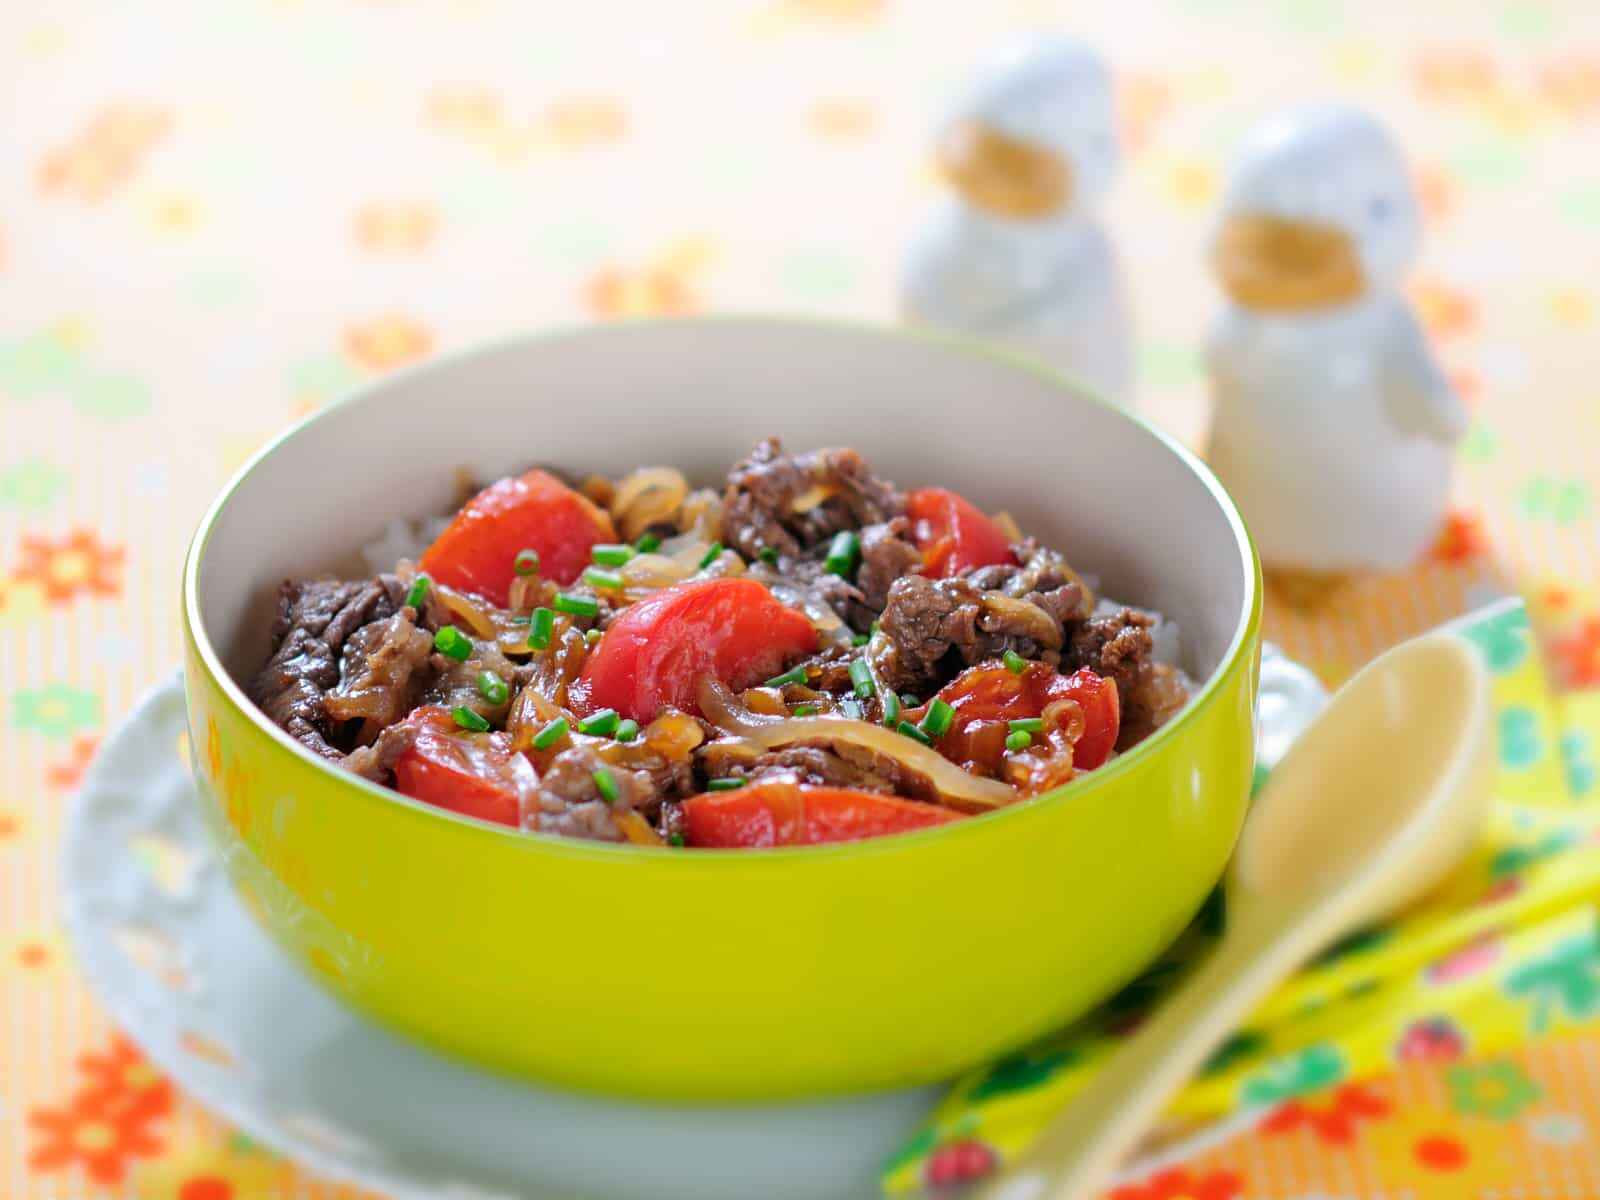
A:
1206,103,1466,575
901,35,1133,405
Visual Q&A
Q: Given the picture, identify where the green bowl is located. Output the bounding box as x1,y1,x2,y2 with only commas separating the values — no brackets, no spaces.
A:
183,318,1261,1100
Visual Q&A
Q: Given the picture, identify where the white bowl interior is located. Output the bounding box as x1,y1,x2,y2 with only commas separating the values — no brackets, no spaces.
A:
196,321,1252,694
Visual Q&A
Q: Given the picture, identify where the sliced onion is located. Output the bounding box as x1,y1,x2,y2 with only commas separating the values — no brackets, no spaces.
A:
435,583,499,638
696,678,1013,812
992,510,1023,542
611,467,688,541
788,481,838,513
615,810,664,846
676,488,723,542
979,593,1062,649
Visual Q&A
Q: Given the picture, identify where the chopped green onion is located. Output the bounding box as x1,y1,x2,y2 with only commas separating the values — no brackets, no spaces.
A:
871,620,881,636
451,706,490,732
404,574,431,609
765,665,808,688
476,671,509,705
514,549,541,576
532,717,569,751
1006,729,1033,752
434,625,472,661
555,592,599,618
583,566,624,591
824,530,860,577
615,718,640,743
592,543,634,567
528,606,555,649
849,659,875,699
699,542,724,570
1004,649,1027,675
880,689,901,727
668,832,686,847
578,708,620,737
635,531,661,554
706,777,745,792
592,767,619,805
758,546,779,565
897,720,933,746
1008,717,1044,733
920,698,955,739
585,628,602,644
900,693,921,709
840,697,864,720
851,632,870,647
791,703,818,717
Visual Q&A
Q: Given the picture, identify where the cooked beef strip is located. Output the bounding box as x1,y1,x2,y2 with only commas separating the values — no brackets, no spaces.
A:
248,577,404,758
873,575,983,693
856,518,922,612
532,744,655,841
720,437,904,563
1066,606,1154,701
324,608,436,744
341,718,421,782
421,639,533,726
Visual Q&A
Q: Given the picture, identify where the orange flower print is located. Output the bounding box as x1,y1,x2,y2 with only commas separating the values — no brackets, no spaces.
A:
1119,74,1172,153
344,315,434,372
77,1036,175,1123
1415,162,1457,224
1411,280,1477,341
28,1092,165,1185
775,0,885,21
544,97,628,148
37,103,171,202
1447,366,1480,407
1108,1166,1243,1200
1261,1082,1392,1145
1539,56,1600,117
353,203,438,253
425,85,502,135
47,735,101,791
1430,509,1491,565
1553,616,1600,687
809,98,876,140
15,528,125,603
1413,48,1498,105
587,239,714,319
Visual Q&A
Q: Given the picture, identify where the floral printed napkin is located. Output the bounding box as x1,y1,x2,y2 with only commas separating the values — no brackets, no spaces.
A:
885,597,1600,1193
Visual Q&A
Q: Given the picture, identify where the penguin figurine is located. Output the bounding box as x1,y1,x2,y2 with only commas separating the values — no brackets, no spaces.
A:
901,35,1133,405
1206,103,1467,575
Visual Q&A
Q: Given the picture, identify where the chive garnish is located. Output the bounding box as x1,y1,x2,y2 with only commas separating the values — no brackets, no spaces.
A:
528,606,555,650
1006,729,1032,752
433,625,472,662
583,566,624,591
668,832,686,847
824,530,859,577
1009,717,1044,733
758,546,779,565
1004,649,1027,674
555,592,599,618
615,718,640,743
452,706,490,732
706,778,745,792
476,671,509,705
532,717,568,751
851,632,870,647
513,549,540,576
881,689,901,727
592,767,619,805
578,708,620,737
592,543,634,567
920,698,955,739
699,542,724,570
848,659,875,699
765,665,808,688
404,574,430,610
792,703,818,717
635,531,662,554
897,720,933,746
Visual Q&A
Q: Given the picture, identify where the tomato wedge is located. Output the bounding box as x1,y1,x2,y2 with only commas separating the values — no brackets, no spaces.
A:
682,782,962,847
906,487,1017,578
926,661,1120,774
419,468,616,604
571,577,819,723
392,706,536,828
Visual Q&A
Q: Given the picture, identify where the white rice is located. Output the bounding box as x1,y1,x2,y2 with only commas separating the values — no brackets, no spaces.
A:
360,516,450,576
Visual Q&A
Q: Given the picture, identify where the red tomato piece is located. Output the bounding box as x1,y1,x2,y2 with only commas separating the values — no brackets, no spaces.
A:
928,662,1120,774
419,468,616,604
682,782,962,848
571,577,819,723
392,706,536,828
906,487,1017,578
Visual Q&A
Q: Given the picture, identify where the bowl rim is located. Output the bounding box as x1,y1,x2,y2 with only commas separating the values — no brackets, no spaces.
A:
183,314,1263,863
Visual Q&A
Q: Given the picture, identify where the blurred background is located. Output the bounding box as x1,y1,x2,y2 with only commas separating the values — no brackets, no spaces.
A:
3,1,1599,1196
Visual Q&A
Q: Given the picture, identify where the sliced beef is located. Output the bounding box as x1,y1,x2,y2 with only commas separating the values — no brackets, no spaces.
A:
856,518,922,612
720,437,904,563
1066,607,1155,700
420,637,533,727
532,745,656,841
698,742,936,801
341,718,422,782
248,577,403,758
324,609,435,744
873,575,984,693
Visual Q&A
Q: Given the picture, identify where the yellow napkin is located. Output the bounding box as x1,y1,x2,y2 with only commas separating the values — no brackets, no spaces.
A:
884,598,1600,1194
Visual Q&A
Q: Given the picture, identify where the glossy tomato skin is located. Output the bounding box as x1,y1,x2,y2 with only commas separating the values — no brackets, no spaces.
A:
419,468,616,604
571,577,819,723
906,487,1016,578
392,706,535,828
929,661,1120,774
682,782,962,848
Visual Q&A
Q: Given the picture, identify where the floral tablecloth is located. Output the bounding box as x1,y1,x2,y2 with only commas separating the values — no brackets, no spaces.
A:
2,1,1597,1197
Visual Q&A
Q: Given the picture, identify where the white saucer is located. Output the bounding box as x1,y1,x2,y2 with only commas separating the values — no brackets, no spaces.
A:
63,655,1325,1199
